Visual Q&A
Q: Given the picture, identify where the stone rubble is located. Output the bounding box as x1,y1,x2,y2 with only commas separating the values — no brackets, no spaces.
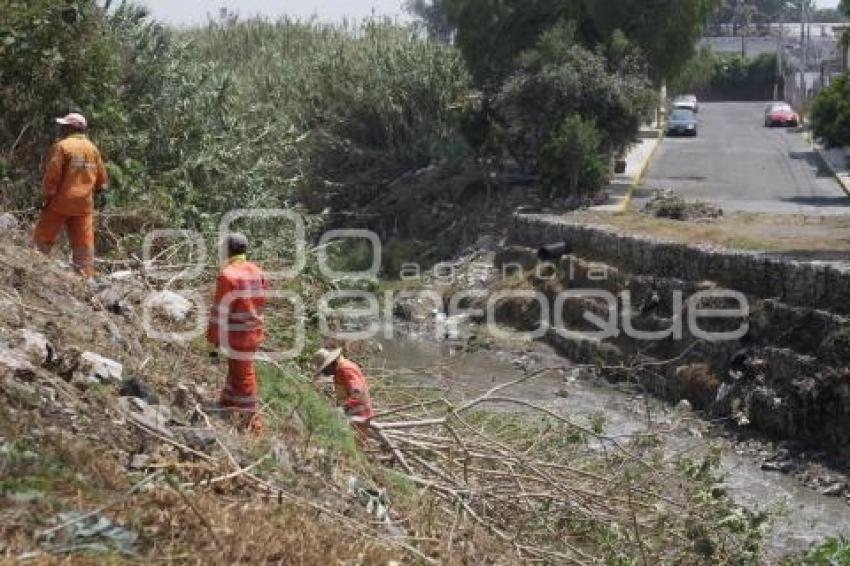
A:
0,213,19,232
78,351,123,385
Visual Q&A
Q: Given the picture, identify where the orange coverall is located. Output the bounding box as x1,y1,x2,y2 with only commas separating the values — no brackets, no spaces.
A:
206,256,268,432
34,134,108,278
333,357,374,443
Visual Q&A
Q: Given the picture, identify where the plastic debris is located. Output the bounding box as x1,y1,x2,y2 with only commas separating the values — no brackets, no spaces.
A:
347,476,391,524
37,511,138,556
147,290,193,323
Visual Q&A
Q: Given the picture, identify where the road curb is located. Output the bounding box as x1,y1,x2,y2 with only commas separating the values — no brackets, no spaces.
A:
617,133,663,211
814,146,850,197
634,133,663,186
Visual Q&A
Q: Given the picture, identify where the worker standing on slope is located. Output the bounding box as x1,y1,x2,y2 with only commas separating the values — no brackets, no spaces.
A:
314,348,374,444
34,113,108,279
207,233,268,432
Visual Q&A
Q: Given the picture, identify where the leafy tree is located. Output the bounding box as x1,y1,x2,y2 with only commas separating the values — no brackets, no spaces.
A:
497,22,654,176
405,0,453,43
0,0,120,175
581,0,721,83
541,114,608,196
811,73,850,147
442,0,584,89
443,0,720,88
713,1,818,31
669,46,718,95
712,52,778,98
809,8,850,23
673,49,780,100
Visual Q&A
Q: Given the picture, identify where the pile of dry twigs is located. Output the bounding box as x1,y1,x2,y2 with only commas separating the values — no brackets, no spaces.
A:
356,365,766,564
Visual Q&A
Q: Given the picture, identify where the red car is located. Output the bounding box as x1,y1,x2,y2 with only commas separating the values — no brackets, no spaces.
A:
764,102,800,127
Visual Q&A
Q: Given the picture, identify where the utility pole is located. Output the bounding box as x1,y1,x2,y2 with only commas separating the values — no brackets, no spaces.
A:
800,0,807,102
775,11,784,100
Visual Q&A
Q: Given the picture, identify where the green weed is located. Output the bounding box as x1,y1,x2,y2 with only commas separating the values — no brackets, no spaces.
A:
256,363,358,458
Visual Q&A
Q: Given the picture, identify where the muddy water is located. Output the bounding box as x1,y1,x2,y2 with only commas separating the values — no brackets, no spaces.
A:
372,334,850,559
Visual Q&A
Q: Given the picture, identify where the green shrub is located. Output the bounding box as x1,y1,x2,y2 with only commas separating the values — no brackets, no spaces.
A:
670,49,783,101
541,114,608,197
497,22,654,173
0,0,121,209
812,73,850,148
800,536,850,565
182,18,473,205
1,4,474,229
668,46,717,96
382,238,423,279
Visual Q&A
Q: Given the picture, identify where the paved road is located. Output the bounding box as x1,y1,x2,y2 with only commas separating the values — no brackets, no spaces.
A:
643,101,849,214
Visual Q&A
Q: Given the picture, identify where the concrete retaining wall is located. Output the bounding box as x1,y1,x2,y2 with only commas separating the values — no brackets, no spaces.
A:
507,213,850,455
512,214,850,315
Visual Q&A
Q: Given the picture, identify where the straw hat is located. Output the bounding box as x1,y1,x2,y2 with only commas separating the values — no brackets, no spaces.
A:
313,347,342,375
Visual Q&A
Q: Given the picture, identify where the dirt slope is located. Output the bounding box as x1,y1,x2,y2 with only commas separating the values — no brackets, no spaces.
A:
0,225,408,563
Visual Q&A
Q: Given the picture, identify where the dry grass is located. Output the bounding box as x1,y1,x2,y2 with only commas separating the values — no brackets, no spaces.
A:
571,209,850,257
124,493,401,564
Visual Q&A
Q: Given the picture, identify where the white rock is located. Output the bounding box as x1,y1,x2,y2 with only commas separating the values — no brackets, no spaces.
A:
734,412,751,427
15,329,52,366
0,342,34,373
129,453,151,470
129,397,148,413
95,284,133,316
675,399,693,413
147,290,193,323
272,441,293,473
0,213,18,231
108,270,135,281
444,314,470,341
191,383,209,399
80,352,123,384
118,396,174,438
155,404,172,422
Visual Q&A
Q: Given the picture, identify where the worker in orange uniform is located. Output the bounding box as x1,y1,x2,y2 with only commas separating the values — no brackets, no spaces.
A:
314,348,374,444
207,233,268,432
34,113,108,279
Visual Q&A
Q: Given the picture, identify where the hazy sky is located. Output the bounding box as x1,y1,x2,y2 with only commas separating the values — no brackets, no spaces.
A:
140,0,840,26
140,0,409,25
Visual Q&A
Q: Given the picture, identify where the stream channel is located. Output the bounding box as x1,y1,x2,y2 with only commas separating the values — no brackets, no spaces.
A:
370,328,850,559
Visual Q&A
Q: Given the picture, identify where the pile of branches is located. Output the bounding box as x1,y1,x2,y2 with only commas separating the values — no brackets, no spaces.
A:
359,366,766,563
643,189,723,222
109,354,764,564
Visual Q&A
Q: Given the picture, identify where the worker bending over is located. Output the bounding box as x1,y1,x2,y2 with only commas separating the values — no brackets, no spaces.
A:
34,113,108,279
207,233,268,432
315,348,375,444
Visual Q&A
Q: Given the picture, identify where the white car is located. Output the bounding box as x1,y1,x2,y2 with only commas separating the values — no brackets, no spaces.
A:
671,94,699,113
